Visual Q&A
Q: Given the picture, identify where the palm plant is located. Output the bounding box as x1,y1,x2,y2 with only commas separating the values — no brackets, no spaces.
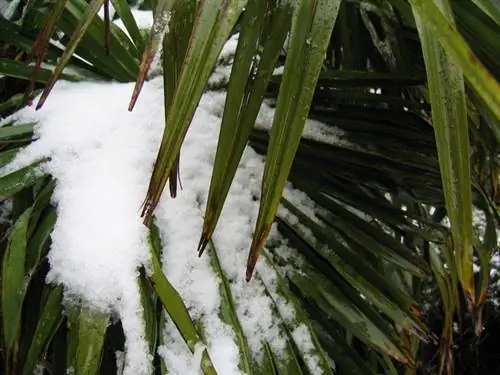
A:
0,0,499,374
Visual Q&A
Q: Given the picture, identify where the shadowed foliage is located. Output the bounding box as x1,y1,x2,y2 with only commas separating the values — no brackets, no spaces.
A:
0,0,499,374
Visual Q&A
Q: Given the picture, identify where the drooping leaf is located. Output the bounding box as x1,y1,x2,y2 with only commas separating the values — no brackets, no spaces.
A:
199,0,292,254
74,307,110,375
25,206,56,273
160,0,197,198
289,271,413,364
25,0,69,100
128,0,175,110
208,240,253,374
2,207,32,374
472,0,500,26
147,232,217,375
412,0,476,304
0,59,79,84
0,162,46,200
36,0,107,109
247,0,341,280
409,0,500,126
110,0,146,56
22,285,64,375
141,0,246,223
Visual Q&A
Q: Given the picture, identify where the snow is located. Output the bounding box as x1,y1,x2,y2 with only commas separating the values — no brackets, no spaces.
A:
0,0,19,19
219,33,239,62
2,80,161,375
255,100,353,147
0,71,326,373
113,9,154,35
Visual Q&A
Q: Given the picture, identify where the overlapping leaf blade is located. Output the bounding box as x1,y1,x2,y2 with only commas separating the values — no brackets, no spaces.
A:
199,0,292,255
247,0,341,280
208,240,253,374
73,308,110,375
412,0,475,304
141,0,247,222
1,207,32,374
22,285,64,375
409,0,500,125
147,227,218,375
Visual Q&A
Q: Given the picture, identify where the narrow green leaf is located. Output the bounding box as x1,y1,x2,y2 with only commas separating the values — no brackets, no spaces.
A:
278,207,429,341
36,0,107,109
138,273,158,356
290,271,412,364
26,207,57,272
0,162,46,200
0,93,27,113
55,1,138,81
199,0,292,254
2,207,32,374
472,0,500,26
158,310,168,375
209,240,253,374
261,252,335,375
261,342,279,375
272,70,424,87
148,237,218,375
473,185,498,305
0,59,79,84
28,179,56,237
247,0,341,280
128,0,175,110
25,0,69,99
22,285,64,375
254,273,306,375
161,0,198,198
412,0,476,302
66,305,81,371
0,148,21,168
0,123,35,140
111,0,146,56
409,0,500,125
141,0,246,222
74,307,109,375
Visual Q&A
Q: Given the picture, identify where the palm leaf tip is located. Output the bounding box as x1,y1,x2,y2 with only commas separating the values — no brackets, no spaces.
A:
128,51,156,111
246,226,271,282
197,232,209,257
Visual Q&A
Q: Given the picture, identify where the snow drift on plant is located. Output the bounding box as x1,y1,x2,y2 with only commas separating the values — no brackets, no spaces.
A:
0,73,327,374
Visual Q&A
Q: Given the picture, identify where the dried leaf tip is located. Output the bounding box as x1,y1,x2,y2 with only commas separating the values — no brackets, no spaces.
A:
197,234,209,257
129,53,156,111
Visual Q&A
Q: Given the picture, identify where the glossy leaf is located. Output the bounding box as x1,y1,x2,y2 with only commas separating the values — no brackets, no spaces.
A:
1,208,32,374
0,163,46,200
36,0,107,109
111,0,146,56
199,0,291,254
247,0,341,280
147,234,217,375
141,0,246,222
412,0,476,303
0,59,79,84
74,307,110,375
128,0,175,110
22,285,64,375
409,0,500,125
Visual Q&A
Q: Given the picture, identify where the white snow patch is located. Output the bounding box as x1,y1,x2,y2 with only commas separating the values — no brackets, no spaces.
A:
0,0,20,19
113,9,154,35
292,324,322,374
256,100,353,147
219,33,239,61
1,79,165,375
